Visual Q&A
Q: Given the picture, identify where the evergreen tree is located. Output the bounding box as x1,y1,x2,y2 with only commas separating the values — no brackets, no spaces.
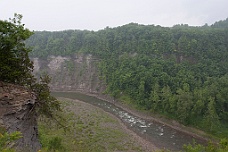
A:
204,97,221,132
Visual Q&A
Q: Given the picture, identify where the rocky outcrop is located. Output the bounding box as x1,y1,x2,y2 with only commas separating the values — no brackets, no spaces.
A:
32,54,107,95
0,81,41,152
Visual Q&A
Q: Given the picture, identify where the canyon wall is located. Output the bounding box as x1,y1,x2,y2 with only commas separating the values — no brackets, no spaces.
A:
32,54,113,100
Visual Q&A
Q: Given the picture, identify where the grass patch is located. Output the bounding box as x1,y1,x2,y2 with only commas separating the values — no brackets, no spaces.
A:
38,98,144,152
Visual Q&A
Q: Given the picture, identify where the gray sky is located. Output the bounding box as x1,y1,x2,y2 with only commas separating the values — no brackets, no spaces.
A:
0,0,227,31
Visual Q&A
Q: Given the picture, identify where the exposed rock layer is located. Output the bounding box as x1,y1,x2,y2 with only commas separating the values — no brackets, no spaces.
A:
0,81,41,152
32,54,113,100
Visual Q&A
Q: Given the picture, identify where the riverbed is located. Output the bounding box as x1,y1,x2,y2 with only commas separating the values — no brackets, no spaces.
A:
52,91,207,151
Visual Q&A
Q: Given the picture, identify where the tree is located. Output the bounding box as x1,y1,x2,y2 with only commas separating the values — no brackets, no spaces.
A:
0,13,34,85
32,74,61,118
0,14,61,117
176,83,193,123
204,97,220,132
160,85,173,113
150,82,160,111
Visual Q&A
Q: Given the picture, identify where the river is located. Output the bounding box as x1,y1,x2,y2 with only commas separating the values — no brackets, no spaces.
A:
52,91,207,151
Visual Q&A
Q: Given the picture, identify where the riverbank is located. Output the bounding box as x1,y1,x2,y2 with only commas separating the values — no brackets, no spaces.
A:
60,97,159,152
55,91,216,144
91,92,217,142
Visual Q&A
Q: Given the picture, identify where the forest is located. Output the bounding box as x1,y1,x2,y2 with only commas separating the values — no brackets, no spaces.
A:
26,18,228,138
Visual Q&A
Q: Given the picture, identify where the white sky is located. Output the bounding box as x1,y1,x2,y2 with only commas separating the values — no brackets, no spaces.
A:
0,0,227,31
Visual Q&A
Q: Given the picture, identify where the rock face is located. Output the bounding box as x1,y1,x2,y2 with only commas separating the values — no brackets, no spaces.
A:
32,54,112,101
0,81,41,152
32,54,116,102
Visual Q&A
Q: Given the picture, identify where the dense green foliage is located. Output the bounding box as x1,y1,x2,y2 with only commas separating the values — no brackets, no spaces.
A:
0,14,61,118
0,14,34,85
183,138,228,152
26,19,228,137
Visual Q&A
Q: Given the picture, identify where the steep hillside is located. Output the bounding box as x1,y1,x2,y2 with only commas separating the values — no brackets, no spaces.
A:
27,21,228,138
32,54,112,100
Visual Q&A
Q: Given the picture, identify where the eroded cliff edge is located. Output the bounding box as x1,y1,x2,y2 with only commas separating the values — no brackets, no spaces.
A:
0,81,41,151
32,54,113,101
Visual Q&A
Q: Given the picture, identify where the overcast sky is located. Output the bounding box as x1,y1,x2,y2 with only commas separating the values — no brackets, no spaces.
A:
0,0,227,31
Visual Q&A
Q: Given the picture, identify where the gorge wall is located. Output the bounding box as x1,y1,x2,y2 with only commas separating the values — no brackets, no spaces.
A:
32,54,113,100
0,81,41,151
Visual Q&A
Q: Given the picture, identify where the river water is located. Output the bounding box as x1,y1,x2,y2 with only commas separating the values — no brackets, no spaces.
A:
52,92,207,151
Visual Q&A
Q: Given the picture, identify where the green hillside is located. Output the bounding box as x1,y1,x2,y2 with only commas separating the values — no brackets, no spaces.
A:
26,20,228,138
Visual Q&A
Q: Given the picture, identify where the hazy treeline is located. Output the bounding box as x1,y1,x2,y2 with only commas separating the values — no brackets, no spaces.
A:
26,19,228,137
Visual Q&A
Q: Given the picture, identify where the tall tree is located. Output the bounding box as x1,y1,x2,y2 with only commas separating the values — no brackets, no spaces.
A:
0,13,34,85
204,97,220,131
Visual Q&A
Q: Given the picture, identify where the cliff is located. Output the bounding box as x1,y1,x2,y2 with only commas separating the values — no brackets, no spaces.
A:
32,54,112,100
0,81,41,151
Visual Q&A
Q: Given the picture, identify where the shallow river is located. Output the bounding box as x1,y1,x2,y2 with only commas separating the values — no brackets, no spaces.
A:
52,92,207,151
